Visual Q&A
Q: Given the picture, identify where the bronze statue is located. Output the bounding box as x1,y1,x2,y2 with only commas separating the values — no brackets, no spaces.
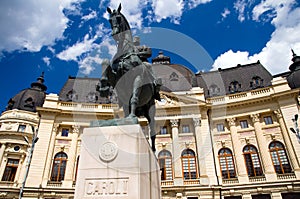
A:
98,4,161,152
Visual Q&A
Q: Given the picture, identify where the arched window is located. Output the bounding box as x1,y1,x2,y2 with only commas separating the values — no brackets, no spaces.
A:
243,145,263,177
50,152,68,182
269,141,292,174
218,148,236,179
181,149,197,180
158,150,173,181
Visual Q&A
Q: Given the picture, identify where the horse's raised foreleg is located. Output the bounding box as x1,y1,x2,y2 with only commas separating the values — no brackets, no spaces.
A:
129,75,142,118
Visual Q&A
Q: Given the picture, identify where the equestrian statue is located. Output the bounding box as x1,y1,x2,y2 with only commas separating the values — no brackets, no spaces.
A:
97,4,161,152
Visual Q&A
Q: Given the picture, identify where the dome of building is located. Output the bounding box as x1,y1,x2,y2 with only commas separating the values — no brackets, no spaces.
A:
151,51,195,92
5,73,47,112
287,50,300,89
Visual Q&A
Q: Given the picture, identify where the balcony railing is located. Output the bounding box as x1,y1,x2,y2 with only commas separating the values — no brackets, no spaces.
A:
207,87,273,105
277,173,296,180
47,181,62,187
222,178,239,184
249,176,266,182
161,180,174,186
183,179,200,185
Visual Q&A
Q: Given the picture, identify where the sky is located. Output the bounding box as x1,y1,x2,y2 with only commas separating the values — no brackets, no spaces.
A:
0,0,300,111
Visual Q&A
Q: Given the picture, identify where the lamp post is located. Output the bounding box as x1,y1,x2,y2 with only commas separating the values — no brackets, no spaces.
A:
19,126,39,199
290,114,300,143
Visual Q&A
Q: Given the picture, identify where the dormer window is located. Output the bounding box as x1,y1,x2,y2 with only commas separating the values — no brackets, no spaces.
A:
169,72,179,81
86,92,98,103
209,84,220,96
66,90,78,102
229,80,241,93
24,97,34,108
250,76,264,89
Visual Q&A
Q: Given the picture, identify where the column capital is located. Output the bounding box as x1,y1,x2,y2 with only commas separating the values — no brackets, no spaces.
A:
170,119,179,128
192,117,201,127
226,117,236,126
250,113,260,123
274,110,283,119
52,123,59,133
72,125,80,133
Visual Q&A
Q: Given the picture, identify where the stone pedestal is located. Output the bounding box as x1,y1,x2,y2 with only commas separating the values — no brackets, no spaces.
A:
74,124,161,199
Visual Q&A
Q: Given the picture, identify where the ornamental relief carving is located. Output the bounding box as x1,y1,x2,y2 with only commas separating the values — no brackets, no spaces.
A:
250,113,260,123
170,119,179,128
226,118,236,126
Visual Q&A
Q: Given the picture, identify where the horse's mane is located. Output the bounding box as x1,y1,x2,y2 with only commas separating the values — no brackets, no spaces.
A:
119,12,131,32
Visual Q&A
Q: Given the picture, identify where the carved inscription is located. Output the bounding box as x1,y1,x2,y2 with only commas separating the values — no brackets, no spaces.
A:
85,178,129,197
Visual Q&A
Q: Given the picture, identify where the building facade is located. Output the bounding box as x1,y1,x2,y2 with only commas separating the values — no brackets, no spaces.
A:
0,51,300,199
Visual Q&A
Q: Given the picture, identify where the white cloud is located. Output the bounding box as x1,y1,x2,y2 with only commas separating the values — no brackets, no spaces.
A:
213,0,300,75
188,0,212,9
57,34,94,61
151,0,184,24
221,8,231,20
42,57,51,66
82,10,97,21
0,0,82,53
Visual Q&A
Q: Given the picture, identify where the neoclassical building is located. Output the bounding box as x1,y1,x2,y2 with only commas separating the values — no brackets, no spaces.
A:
0,50,300,199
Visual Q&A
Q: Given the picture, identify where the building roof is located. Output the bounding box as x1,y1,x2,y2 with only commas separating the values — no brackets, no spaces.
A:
6,73,47,112
58,76,114,104
196,61,273,97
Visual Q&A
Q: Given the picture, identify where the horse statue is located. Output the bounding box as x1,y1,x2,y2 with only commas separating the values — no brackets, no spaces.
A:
98,4,161,152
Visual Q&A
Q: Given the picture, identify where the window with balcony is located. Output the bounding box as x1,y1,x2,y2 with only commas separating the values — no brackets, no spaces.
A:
218,148,236,179
2,159,19,182
61,128,69,137
269,141,292,174
263,116,273,125
158,150,173,181
240,120,249,129
181,149,197,180
50,152,68,182
217,123,225,132
18,124,26,132
159,126,168,135
243,145,263,177
182,125,190,133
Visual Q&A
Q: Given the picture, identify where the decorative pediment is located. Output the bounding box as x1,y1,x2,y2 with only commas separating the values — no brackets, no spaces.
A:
156,91,203,107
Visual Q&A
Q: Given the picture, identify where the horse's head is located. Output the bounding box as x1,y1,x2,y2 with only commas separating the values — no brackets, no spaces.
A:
107,4,130,42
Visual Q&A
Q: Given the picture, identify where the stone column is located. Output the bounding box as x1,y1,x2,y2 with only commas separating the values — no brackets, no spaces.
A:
170,119,182,185
0,143,6,168
193,117,208,183
274,110,300,172
63,125,80,187
42,124,59,186
271,192,283,199
226,118,248,183
250,114,276,181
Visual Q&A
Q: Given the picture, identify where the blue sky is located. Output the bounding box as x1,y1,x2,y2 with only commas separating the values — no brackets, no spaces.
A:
0,0,300,111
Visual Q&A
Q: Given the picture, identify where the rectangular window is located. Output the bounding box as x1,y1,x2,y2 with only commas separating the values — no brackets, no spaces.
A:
264,116,273,125
160,126,168,135
17,125,26,132
61,128,69,137
217,124,225,132
240,120,249,129
182,125,190,133
2,159,19,182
